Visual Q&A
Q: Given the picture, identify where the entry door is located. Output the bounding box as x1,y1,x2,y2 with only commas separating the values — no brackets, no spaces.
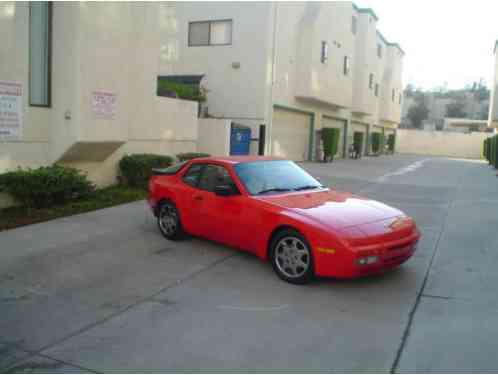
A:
230,125,251,155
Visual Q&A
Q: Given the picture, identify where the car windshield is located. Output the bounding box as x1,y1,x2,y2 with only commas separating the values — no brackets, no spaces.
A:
234,160,323,195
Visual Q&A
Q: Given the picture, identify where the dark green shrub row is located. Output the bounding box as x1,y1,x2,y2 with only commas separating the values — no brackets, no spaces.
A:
387,134,396,153
322,128,340,162
371,133,382,154
119,154,174,188
176,152,211,162
483,135,498,167
353,132,364,156
0,165,95,209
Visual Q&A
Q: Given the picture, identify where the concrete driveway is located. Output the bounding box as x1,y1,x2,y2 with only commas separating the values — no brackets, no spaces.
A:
1,154,497,373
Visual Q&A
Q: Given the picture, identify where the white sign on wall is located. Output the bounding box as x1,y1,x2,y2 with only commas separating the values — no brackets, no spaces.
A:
91,90,117,119
0,81,23,140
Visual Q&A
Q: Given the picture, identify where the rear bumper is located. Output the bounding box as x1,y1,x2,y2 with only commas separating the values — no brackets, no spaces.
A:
314,230,420,278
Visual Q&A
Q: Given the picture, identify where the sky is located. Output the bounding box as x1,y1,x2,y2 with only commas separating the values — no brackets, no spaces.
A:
354,0,498,91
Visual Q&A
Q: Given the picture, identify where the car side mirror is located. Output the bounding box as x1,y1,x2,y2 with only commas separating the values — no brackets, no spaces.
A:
214,185,237,197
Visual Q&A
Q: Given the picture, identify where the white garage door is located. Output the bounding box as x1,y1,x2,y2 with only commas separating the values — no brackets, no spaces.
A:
271,108,311,161
322,116,346,159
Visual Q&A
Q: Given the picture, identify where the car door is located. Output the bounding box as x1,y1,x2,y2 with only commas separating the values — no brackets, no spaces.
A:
196,164,255,250
177,162,208,236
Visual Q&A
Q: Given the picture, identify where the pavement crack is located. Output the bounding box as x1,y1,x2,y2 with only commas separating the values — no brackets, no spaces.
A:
19,252,238,366
390,168,462,373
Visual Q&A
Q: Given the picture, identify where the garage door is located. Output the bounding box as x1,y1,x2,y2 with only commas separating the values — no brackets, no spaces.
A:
352,121,368,155
323,116,346,159
271,108,312,161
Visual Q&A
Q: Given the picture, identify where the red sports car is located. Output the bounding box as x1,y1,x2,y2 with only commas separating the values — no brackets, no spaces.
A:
148,156,420,284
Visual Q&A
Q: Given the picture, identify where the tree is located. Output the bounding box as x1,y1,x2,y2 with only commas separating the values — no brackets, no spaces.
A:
445,100,467,118
406,94,429,129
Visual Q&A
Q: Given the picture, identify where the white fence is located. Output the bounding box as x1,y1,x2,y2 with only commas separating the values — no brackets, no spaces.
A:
396,129,490,159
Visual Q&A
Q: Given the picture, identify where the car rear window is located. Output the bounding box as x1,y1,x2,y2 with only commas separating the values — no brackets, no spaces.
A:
152,161,188,175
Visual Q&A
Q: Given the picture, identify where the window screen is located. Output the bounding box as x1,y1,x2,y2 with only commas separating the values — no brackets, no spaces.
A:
351,16,357,35
29,2,51,106
188,22,210,46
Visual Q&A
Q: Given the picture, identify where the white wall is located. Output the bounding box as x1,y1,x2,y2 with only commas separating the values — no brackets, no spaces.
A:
197,118,231,156
397,129,488,159
157,2,273,122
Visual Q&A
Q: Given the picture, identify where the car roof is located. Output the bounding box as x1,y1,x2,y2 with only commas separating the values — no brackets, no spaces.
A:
190,156,286,165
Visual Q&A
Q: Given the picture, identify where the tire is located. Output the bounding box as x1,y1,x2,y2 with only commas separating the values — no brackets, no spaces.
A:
157,201,185,240
269,229,314,284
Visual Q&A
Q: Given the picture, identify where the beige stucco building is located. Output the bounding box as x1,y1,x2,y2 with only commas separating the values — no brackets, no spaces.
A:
1,2,198,193
1,1,404,200
168,2,404,160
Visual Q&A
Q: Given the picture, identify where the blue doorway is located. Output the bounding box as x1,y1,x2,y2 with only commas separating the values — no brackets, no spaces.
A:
230,124,251,155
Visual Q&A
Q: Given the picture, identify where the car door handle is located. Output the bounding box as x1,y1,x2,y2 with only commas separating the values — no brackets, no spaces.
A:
193,195,203,201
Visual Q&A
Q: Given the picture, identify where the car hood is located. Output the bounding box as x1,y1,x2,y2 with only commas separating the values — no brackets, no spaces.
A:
258,189,404,230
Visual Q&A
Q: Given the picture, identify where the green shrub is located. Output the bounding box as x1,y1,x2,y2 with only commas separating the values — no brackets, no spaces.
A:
119,154,174,188
387,134,396,153
0,165,95,209
322,128,340,162
353,132,364,156
157,80,206,102
176,152,211,162
371,133,382,154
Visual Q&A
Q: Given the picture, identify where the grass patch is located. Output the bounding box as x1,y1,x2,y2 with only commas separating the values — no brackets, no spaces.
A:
0,185,147,232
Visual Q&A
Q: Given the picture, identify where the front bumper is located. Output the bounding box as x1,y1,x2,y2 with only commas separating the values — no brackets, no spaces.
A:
314,230,420,278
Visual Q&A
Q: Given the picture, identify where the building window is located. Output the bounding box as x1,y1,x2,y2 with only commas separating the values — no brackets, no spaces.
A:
377,44,382,58
351,16,357,35
399,94,402,104
343,56,350,75
392,88,396,102
375,83,379,97
188,19,232,46
369,73,374,89
29,2,52,107
321,41,328,64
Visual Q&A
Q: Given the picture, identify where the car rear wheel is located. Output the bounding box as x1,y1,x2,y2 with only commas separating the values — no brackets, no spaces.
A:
270,229,314,284
157,201,184,240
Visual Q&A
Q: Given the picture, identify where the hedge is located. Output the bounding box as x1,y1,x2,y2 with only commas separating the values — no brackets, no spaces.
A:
387,134,396,153
322,128,340,162
119,154,174,188
371,133,382,154
0,165,95,210
176,152,211,162
353,132,364,157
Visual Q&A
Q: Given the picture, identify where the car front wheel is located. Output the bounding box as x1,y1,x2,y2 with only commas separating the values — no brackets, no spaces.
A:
270,229,314,284
157,201,184,240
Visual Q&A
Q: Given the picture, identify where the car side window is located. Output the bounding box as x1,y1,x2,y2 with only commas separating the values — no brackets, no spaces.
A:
198,164,238,193
182,163,204,187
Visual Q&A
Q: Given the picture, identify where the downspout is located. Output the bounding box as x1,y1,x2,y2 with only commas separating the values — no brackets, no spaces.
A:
265,2,278,155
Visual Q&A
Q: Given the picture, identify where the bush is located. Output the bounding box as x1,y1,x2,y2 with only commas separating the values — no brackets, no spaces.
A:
322,128,340,162
387,134,396,153
0,165,95,209
371,133,382,154
119,154,174,188
353,132,364,157
176,152,210,162
157,80,206,102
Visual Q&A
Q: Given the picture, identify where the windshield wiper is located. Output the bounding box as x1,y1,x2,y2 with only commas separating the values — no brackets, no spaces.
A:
256,188,292,195
293,185,324,191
